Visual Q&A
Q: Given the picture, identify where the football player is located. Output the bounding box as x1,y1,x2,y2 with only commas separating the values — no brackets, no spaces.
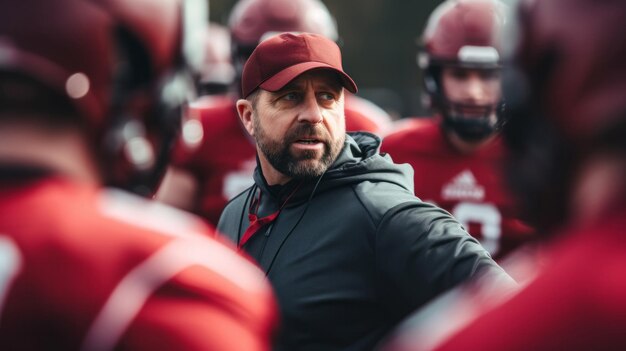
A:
381,0,535,260
0,0,276,349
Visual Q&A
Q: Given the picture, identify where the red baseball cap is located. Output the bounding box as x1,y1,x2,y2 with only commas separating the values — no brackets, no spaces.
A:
241,32,358,97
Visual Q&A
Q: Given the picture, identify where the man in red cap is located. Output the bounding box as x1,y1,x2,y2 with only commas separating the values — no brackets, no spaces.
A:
217,32,513,351
156,0,392,225
0,0,277,349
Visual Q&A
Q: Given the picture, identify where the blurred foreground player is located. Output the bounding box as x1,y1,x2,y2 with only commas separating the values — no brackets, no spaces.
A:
381,0,535,260
384,0,626,350
0,0,276,349
157,0,392,224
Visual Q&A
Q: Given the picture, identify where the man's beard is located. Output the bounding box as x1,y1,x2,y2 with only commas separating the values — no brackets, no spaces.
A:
254,118,345,180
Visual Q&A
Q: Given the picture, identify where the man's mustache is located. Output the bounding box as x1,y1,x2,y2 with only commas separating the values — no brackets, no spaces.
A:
285,124,330,143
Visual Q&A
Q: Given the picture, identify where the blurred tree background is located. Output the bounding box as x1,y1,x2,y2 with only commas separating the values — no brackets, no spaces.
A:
209,0,443,119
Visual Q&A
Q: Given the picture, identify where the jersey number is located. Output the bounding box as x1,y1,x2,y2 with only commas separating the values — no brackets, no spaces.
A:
452,203,501,256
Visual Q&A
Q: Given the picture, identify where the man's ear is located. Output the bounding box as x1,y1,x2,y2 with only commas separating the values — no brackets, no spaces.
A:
236,99,255,137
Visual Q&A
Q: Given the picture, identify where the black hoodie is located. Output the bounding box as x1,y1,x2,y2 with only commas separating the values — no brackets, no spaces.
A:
218,132,511,351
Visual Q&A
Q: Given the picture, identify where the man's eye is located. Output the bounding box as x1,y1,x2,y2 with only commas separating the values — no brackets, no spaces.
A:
319,92,335,101
282,92,299,101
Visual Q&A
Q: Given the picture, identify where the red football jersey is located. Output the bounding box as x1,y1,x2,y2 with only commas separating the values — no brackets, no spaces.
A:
389,208,626,351
172,93,391,224
0,177,277,350
381,117,534,260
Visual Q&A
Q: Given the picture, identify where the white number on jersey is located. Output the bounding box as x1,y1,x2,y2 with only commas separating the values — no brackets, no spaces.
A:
452,202,502,256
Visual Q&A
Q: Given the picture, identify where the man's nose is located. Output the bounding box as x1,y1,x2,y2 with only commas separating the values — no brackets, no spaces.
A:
465,76,486,101
297,92,324,124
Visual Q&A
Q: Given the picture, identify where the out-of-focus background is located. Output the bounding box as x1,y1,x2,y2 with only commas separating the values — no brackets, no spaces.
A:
210,0,517,119
210,0,442,119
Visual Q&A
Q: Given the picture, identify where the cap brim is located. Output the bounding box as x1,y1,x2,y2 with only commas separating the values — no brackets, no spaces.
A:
259,61,357,94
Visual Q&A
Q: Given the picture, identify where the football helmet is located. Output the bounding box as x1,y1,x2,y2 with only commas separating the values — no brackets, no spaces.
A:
502,0,626,231
0,0,208,196
419,0,507,142
228,0,338,92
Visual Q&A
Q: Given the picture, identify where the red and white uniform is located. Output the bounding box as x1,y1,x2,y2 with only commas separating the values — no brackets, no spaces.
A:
0,176,277,350
381,117,534,260
173,93,391,225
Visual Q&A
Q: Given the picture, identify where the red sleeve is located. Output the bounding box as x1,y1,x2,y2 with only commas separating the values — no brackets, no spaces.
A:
121,262,277,351
79,193,279,351
0,181,278,351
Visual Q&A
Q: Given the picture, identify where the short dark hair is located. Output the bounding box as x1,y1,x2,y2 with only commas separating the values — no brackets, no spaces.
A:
247,89,260,108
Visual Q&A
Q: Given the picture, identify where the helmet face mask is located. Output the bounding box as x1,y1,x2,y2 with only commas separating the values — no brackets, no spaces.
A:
101,6,202,196
102,62,196,196
441,98,502,142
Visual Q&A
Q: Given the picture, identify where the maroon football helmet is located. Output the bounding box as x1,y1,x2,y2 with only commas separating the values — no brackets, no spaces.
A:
502,0,626,231
0,0,208,195
229,0,337,50
420,0,507,142
228,0,338,93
